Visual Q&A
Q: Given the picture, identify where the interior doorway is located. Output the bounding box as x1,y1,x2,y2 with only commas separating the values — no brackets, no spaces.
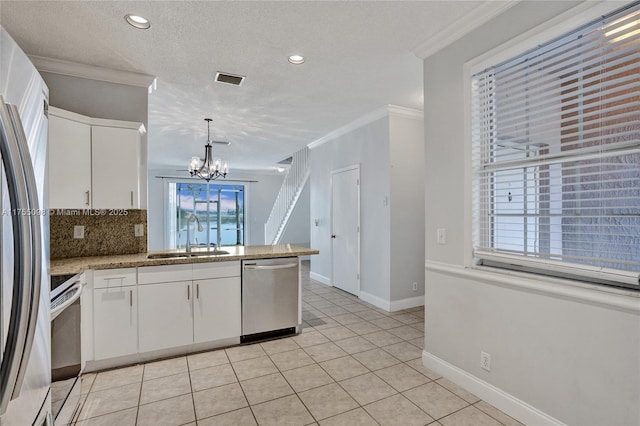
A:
331,165,360,296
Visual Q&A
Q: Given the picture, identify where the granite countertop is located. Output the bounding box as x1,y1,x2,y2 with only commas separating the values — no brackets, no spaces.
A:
50,244,319,276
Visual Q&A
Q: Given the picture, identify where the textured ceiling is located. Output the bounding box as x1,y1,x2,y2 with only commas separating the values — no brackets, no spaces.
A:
1,1,496,173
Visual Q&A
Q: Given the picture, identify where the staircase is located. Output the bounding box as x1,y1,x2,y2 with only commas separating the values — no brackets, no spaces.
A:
264,147,310,245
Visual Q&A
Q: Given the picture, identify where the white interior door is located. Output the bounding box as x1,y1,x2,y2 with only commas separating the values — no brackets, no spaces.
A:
331,166,360,296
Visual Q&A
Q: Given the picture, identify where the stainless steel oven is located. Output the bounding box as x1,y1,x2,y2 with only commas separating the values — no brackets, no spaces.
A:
50,273,84,425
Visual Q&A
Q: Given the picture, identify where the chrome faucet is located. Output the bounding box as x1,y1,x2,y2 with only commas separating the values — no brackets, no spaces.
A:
185,213,204,253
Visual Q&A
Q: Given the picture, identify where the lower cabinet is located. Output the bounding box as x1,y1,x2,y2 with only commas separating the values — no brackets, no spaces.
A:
193,277,241,344
138,281,193,353
138,277,241,352
88,262,242,364
93,286,137,360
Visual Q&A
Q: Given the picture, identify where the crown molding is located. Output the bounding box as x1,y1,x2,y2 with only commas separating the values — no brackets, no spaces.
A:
412,1,519,60
29,55,155,89
49,106,146,134
308,106,388,149
308,105,423,150
388,105,423,120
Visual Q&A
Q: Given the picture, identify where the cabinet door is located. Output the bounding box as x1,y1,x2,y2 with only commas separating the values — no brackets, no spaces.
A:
93,287,137,360
48,115,92,208
91,125,140,209
138,282,193,353
193,277,241,344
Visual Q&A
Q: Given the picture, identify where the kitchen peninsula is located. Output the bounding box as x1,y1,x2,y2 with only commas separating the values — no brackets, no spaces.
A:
50,244,318,275
51,245,319,372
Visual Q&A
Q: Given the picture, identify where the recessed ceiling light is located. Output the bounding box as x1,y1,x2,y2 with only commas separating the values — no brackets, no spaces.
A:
125,14,151,30
288,55,305,65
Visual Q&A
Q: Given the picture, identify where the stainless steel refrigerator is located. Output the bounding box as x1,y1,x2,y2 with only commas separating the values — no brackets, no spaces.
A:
0,27,51,426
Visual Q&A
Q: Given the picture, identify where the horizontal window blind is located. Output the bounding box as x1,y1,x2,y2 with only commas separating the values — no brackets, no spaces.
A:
472,2,640,289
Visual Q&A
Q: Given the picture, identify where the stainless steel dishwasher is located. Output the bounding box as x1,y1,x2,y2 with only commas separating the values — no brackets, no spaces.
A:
242,257,299,341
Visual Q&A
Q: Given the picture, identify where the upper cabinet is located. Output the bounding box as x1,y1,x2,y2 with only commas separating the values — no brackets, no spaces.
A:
48,107,145,209
91,126,140,209
49,113,92,208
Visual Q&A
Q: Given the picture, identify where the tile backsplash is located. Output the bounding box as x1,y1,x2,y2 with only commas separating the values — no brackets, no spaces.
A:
50,209,147,259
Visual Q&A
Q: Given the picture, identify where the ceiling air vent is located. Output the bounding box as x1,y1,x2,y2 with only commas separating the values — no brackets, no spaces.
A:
214,72,245,86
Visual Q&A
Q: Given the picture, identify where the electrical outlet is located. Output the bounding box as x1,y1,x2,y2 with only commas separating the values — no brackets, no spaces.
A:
73,225,84,239
134,224,144,237
481,351,491,372
412,282,418,291
437,228,447,245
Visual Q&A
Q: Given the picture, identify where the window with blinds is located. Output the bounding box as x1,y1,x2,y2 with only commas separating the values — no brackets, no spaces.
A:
471,2,640,289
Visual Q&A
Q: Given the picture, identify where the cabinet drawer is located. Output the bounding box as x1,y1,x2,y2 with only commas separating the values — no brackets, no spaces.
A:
193,261,240,280
138,264,192,285
93,268,136,289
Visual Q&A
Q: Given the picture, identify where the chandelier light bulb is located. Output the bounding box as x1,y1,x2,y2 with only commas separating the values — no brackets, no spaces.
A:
189,118,229,181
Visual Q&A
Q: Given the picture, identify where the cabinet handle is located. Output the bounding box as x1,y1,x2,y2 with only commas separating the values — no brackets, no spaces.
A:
196,283,199,299
129,290,132,307
85,190,90,206
130,191,134,207
187,285,190,300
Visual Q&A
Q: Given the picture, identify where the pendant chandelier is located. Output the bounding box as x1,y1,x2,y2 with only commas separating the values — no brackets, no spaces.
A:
188,118,229,181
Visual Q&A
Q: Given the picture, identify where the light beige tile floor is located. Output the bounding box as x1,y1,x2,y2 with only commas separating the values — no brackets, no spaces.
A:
74,261,523,426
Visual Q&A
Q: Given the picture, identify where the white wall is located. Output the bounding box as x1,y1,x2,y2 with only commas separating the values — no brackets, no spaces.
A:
40,72,149,208
147,170,287,251
309,116,391,300
390,112,424,302
309,108,425,307
423,2,640,425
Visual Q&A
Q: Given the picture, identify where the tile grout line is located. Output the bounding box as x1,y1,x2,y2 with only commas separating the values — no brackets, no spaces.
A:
263,347,321,425
304,288,439,424
185,357,199,426
226,348,260,425
471,400,515,426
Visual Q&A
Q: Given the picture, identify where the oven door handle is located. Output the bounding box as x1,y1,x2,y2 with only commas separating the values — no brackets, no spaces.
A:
50,282,83,321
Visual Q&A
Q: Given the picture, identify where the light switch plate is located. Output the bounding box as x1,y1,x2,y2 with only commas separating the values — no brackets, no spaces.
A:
134,224,144,237
437,228,447,245
73,225,84,239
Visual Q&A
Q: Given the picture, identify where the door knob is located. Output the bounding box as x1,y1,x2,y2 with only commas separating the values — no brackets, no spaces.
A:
331,235,336,239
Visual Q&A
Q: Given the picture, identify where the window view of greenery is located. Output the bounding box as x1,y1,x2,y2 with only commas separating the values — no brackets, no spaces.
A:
174,183,244,249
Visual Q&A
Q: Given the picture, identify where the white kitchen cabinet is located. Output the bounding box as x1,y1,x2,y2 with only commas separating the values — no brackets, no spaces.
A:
47,106,144,209
193,277,241,343
48,111,92,209
91,125,141,209
137,262,241,352
138,281,193,353
93,286,137,360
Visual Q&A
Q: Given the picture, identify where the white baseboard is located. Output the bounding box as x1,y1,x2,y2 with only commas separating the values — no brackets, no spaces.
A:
422,351,566,426
389,295,424,311
309,271,331,285
360,291,424,312
359,291,390,311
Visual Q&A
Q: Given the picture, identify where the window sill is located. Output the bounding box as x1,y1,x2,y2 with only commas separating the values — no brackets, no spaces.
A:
425,260,640,313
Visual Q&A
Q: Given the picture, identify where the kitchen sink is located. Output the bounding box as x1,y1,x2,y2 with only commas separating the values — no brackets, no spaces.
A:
191,250,230,257
147,250,230,260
